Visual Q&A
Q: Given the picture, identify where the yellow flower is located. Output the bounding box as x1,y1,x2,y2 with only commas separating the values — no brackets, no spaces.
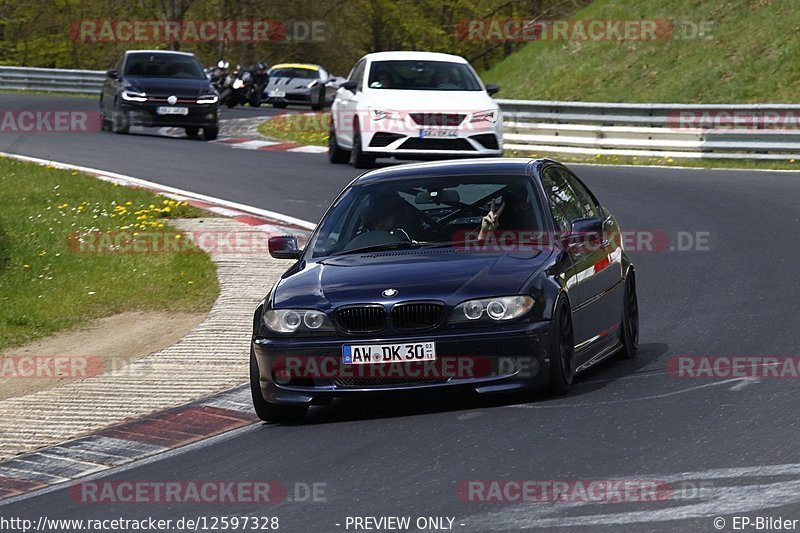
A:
22,264,30,268
187,280,194,285
125,201,133,206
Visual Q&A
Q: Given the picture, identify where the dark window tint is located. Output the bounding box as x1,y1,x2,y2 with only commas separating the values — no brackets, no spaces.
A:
124,53,205,79
541,167,585,233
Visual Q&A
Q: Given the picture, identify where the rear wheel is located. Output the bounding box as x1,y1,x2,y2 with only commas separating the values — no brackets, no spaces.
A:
185,126,199,139
618,271,639,359
203,127,219,141
250,349,308,423
328,123,350,164
547,299,575,395
350,124,375,168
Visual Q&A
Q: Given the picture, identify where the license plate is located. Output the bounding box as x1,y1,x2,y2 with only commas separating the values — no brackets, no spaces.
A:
419,128,458,138
156,106,188,116
343,342,436,365
269,90,286,98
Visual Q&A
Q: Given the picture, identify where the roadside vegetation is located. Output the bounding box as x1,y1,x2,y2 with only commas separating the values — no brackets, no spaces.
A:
0,157,219,350
484,0,799,103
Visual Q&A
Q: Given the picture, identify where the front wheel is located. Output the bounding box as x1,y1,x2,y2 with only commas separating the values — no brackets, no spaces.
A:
111,105,129,134
185,126,199,139
350,126,375,169
203,127,219,141
547,299,575,395
618,272,639,359
250,349,308,423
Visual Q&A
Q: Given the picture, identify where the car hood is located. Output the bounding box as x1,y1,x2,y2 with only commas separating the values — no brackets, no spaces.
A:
266,77,315,91
125,77,214,97
360,89,497,113
271,249,550,309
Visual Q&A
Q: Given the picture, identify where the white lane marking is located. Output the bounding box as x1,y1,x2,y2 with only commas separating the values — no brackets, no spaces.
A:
287,145,328,153
0,151,317,230
463,463,800,530
229,140,280,150
507,378,748,409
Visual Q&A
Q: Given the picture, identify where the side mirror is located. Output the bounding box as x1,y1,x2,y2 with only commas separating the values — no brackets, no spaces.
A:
106,70,119,79
341,79,358,92
566,217,604,250
485,83,500,96
268,235,302,260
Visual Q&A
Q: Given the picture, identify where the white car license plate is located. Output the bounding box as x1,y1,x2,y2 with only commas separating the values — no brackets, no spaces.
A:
269,90,286,98
419,128,458,139
156,106,188,116
342,342,436,365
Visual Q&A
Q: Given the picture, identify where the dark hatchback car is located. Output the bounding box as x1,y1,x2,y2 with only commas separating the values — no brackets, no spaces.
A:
251,159,638,422
100,50,219,139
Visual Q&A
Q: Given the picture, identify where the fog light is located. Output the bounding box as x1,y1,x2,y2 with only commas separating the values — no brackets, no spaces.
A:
274,369,292,385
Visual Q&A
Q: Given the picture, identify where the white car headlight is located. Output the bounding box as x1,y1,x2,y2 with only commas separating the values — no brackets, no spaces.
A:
264,309,334,334
450,296,534,324
121,90,147,102
470,109,498,123
232,79,245,89
197,94,218,104
369,107,403,121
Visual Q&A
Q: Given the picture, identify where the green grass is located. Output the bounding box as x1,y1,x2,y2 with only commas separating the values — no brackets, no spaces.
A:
258,113,329,147
0,157,219,350
483,0,800,103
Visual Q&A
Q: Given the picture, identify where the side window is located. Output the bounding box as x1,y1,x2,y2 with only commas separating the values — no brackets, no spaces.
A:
348,60,365,91
541,168,585,234
114,54,124,74
558,168,601,219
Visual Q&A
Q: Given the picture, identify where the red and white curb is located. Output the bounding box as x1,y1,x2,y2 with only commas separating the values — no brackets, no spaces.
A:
0,385,253,500
0,152,317,502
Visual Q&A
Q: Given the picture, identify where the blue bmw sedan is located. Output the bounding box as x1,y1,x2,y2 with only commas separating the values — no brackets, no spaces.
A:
251,158,638,422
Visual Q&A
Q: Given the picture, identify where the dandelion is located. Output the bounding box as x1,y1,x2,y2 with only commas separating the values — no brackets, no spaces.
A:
187,280,194,285
22,264,30,268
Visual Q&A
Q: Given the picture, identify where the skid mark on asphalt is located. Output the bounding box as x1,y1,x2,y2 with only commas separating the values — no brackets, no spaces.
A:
462,463,800,529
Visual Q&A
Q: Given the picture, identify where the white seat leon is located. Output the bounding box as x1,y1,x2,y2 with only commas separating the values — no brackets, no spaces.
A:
329,51,503,168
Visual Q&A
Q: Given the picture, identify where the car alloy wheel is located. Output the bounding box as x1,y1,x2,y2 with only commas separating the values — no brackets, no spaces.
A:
619,271,639,359
548,299,575,395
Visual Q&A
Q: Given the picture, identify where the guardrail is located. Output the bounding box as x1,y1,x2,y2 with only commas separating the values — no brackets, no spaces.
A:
2,66,798,160
0,66,105,95
497,99,800,160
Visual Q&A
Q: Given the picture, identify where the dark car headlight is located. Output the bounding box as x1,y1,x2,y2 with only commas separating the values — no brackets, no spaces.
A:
264,309,334,334
450,296,534,324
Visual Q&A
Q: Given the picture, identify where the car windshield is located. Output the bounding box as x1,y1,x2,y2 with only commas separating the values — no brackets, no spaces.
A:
268,67,319,79
307,175,547,259
367,60,482,91
124,53,206,79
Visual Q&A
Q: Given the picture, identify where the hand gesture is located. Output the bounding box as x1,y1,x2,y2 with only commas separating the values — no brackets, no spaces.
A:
481,199,506,232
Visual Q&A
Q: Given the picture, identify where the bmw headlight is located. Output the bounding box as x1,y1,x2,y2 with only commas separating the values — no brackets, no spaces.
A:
450,296,534,324
264,309,334,334
121,90,147,102
470,109,498,123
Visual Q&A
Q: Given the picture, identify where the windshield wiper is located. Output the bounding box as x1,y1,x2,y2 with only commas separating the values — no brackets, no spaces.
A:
331,242,423,256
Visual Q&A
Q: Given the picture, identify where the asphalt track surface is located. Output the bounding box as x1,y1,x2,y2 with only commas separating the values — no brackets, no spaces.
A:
2,94,800,532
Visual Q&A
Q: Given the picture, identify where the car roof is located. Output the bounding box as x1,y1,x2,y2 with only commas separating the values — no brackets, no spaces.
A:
353,158,555,185
362,51,469,64
270,63,320,70
125,50,196,57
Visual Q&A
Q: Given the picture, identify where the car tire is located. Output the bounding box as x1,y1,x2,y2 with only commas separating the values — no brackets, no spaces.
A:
311,89,324,111
185,126,199,139
111,104,129,134
547,299,575,396
250,348,309,423
328,123,350,164
100,99,112,131
618,271,639,359
202,127,219,141
350,124,375,169
273,102,287,109
249,95,262,107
